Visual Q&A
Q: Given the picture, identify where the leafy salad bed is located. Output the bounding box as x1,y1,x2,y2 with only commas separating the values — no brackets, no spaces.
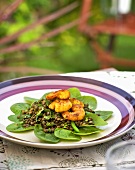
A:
6,88,113,143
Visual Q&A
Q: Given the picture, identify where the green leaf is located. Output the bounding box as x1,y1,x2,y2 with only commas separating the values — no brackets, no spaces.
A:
8,115,22,123
6,123,34,132
44,115,51,120
54,128,81,141
46,122,55,127
24,96,38,104
74,126,101,135
95,111,113,120
68,87,81,98
71,121,79,132
77,96,97,110
36,107,44,122
85,112,108,126
10,103,30,115
34,125,60,143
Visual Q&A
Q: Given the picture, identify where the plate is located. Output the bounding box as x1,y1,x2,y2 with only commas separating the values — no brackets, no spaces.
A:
0,75,135,149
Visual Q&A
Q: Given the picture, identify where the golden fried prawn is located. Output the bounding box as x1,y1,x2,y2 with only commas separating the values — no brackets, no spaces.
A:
48,99,72,112
62,104,85,121
57,90,70,100
70,98,84,107
46,91,57,100
46,90,70,100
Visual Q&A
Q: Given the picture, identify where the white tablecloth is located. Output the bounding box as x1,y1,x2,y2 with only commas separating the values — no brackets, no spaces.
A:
0,70,135,170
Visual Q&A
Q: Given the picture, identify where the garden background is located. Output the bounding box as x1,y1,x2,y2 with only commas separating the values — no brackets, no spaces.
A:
0,0,135,81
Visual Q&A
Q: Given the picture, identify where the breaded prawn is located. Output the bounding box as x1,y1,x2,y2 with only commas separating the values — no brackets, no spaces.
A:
70,98,84,107
49,99,72,112
62,104,85,121
46,90,70,100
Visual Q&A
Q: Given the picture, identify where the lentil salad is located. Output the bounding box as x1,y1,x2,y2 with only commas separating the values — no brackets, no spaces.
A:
6,87,113,143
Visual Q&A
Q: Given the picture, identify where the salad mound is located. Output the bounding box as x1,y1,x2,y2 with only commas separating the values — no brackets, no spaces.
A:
6,87,113,143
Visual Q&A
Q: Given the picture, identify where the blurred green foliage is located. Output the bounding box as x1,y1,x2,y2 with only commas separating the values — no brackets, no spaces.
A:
0,0,135,81
0,0,99,74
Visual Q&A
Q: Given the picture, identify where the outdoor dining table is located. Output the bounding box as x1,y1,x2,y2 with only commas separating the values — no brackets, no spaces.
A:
0,69,135,170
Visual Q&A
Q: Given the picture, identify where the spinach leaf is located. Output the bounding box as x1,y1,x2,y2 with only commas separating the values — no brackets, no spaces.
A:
34,124,60,143
8,114,22,123
54,128,81,141
6,123,34,132
10,103,30,115
24,96,38,104
68,87,81,98
77,96,97,110
85,112,107,126
95,111,113,120
74,126,101,135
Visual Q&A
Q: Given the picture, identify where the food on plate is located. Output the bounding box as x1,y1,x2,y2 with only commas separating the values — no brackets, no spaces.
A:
6,87,113,143
46,89,70,100
48,99,72,112
62,104,85,121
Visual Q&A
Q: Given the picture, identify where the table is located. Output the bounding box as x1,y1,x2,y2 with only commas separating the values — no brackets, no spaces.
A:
0,70,135,170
